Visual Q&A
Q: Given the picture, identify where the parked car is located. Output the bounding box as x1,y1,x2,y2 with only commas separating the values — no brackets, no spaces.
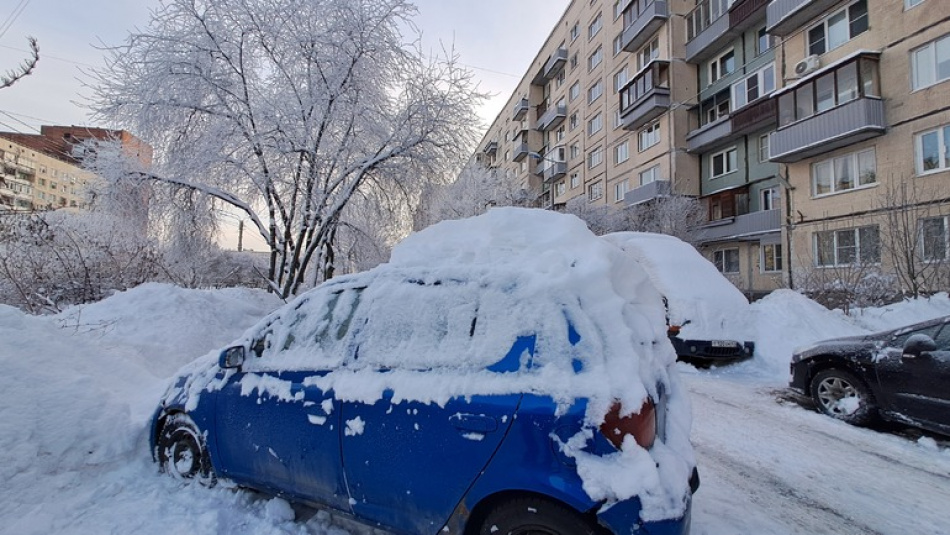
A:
151,209,698,535
789,315,950,435
603,232,754,365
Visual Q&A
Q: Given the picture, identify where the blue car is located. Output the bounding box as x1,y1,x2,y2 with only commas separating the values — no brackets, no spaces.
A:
151,211,697,535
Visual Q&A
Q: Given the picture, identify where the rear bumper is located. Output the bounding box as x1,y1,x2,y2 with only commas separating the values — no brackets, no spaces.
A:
596,468,698,535
671,336,754,363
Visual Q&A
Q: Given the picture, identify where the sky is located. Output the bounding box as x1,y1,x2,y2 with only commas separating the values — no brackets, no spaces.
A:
0,0,570,250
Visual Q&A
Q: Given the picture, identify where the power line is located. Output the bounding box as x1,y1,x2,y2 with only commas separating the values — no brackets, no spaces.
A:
0,0,31,40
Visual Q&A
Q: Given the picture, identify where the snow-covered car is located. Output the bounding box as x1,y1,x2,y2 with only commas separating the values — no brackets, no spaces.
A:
602,232,754,365
789,315,950,435
150,208,698,535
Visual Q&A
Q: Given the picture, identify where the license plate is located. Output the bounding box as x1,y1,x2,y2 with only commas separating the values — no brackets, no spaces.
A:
711,340,738,348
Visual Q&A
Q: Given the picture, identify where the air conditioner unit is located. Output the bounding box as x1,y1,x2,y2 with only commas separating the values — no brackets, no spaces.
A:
794,55,820,77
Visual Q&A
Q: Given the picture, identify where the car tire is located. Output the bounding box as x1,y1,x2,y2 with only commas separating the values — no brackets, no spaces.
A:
810,368,877,426
477,497,599,535
157,413,216,485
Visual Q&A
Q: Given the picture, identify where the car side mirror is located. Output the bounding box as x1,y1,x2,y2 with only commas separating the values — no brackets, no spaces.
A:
902,334,937,358
219,346,246,369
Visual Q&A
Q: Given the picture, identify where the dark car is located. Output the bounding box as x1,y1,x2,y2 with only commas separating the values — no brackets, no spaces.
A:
667,323,755,366
789,315,950,435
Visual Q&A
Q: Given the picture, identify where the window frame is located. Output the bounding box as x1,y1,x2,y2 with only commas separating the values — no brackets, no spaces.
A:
589,45,604,72
639,164,659,186
920,215,950,262
911,34,950,91
614,140,630,164
589,12,603,41
811,148,877,197
915,124,950,175
614,179,628,203
814,226,881,267
638,121,660,152
710,146,738,178
708,49,735,86
761,243,783,273
714,248,741,274
588,113,604,136
807,0,868,56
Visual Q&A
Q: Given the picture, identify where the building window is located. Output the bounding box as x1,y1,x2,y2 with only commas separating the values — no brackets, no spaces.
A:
569,113,579,130
777,56,879,128
570,53,578,70
570,172,581,188
555,126,565,142
639,121,660,151
714,249,740,274
812,148,876,196
708,49,735,85
614,66,629,93
555,181,566,197
704,90,731,124
615,141,630,164
614,180,628,202
761,244,783,272
814,226,880,267
807,0,868,56
589,13,603,40
757,28,772,56
639,165,659,185
732,63,775,110
570,23,580,41
613,0,624,19
570,143,580,159
921,216,949,261
613,34,623,56
589,80,604,103
906,0,926,8
588,113,604,136
638,38,659,69
588,146,604,168
589,46,603,71
916,124,950,174
570,81,580,101
912,34,950,90
759,134,770,163
710,147,738,178
761,187,779,211
588,182,604,201
613,109,622,129
556,69,566,87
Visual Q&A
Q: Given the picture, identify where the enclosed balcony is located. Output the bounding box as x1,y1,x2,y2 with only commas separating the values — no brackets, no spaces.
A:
625,179,671,205
620,0,668,54
729,0,769,33
730,96,776,137
513,98,530,121
535,103,567,132
770,53,885,163
685,0,737,64
766,0,838,37
531,48,568,86
698,209,781,243
620,61,671,131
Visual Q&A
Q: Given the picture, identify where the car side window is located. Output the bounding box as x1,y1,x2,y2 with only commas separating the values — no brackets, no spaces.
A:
930,324,950,351
891,324,942,348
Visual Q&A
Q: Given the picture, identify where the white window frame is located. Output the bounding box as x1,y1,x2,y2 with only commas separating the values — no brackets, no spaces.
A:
911,34,950,90
588,146,604,169
905,0,925,8
814,226,880,267
812,148,877,196
710,146,738,178
920,216,949,262
588,113,604,136
807,0,868,56
916,124,950,175
614,66,629,93
555,181,567,197
589,46,604,71
760,243,783,273
570,144,580,159
570,81,581,101
613,34,623,56
731,63,775,110
615,141,629,164
570,172,581,188
758,134,770,163
569,113,579,131
614,179,628,203
638,121,660,152
708,49,735,85
639,165,659,186
589,80,604,103
638,38,659,70
588,181,604,201
761,187,779,211
589,13,603,40
570,23,580,42
714,248,741,274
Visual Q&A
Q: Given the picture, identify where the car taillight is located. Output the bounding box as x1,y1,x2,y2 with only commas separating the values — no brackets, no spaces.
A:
600,398,656,450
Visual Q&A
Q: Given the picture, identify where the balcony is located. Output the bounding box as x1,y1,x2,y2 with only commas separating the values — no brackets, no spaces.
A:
625,179,671,205
729,0,769,33
531,48,568,86
685,0,737,64
483,140,498,154
513,98,530,121
766,0,838,37
687,117,733,153
538,161,568,184
620,0,669,54
535,103,567,132
513,141,530,162
698,209,781,243
620,61,671,131
730,97,776,137
770,98,885,162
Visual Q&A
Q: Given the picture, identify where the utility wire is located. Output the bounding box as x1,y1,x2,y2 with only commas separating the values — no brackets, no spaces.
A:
0,0,31,40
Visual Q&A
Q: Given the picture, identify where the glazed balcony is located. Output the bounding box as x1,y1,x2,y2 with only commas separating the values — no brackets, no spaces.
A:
766,0,838,37
730,96,776,137
770,97,884,162
625,179,671,205
513,98,530,121
620,61,671,131
535,103,567,132
620,0,668,54
698,209,781,243
531,48,568,86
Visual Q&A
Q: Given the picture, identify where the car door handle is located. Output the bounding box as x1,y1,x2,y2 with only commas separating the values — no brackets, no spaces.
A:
449,413,498,433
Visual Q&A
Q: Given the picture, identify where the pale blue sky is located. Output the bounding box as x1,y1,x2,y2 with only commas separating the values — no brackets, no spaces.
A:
0,0,569,135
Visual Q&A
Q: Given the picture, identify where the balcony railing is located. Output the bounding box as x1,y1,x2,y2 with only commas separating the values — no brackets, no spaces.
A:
730,97,776,137
625,179,671,205
532,48,568,86
619,61,671,131
687,117,733,153
685,0,736,63
620,0,668,54
513,141,530,162
483,141,498,154
697,209,781,243
729,0,769,32
513,98,530,121
766,0,837,37
538,161,568,184
536,104,567,132
770,98,885,162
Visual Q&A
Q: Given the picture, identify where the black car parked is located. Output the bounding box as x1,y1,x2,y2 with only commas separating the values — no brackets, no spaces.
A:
789,315,950,436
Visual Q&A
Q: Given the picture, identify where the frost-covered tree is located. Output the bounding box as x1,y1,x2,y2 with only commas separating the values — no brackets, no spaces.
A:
1,37,38,90
414,162,530,230
91,0,482,298
564,193,705,241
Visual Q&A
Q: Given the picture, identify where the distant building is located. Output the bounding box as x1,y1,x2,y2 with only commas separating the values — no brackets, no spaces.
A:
0,125,152,212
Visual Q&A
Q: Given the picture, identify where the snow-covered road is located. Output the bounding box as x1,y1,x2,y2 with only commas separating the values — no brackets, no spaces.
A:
686,372,950,535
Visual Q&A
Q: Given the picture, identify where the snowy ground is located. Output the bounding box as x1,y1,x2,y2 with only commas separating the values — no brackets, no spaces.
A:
2,283,950,534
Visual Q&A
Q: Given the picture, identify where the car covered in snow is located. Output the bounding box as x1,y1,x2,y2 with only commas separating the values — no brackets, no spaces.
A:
150,208,698,535
789,315,950,435
602,232,754,366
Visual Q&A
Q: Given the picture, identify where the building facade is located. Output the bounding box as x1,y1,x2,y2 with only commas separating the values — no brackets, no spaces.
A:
475,0,950,300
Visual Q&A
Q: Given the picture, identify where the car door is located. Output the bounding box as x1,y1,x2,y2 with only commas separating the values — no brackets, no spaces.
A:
210,288,362,511
876,321,950,428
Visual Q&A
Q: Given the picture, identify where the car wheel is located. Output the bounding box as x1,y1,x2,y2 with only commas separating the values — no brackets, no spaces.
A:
157,413,216,485
810,368,877,426
477,497,599,535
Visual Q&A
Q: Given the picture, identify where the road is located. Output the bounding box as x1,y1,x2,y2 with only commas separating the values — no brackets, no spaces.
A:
685,372,950,535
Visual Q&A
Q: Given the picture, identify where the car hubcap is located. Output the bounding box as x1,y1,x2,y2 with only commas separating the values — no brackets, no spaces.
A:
817,377,859,415
164,432,201,479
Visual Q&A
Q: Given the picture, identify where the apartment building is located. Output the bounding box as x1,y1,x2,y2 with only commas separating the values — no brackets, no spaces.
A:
768,0,950,294
475,0,950,299
0,125,152,212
